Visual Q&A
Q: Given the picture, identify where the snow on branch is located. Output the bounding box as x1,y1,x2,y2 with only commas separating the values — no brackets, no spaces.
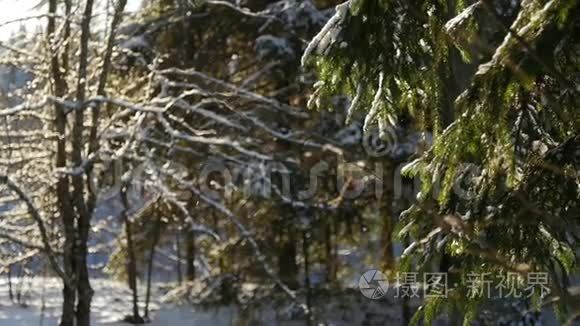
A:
301,1,348,66
161,96,249,132
49,95,166,113
445,1,481,35
0,100,47,116
153,166,305,311
203,0,275,19
158,68,309,118
156,112,273,160
0,174,68,284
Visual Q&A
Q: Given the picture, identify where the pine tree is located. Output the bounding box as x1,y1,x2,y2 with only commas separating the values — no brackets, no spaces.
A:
303,0,579,323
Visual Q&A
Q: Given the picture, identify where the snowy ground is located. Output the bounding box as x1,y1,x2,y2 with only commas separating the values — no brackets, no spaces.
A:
0,277,256,326
0,277,399,325
0,276,416,325
0,277,566,325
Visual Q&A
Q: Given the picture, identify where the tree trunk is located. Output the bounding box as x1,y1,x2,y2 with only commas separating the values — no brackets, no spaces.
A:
278,229,299,290
212,210,224,275
145,213,163,319
439,1,473,324
70,0,96,324
185,227,195,282
47,0,77,324
324,221,336,286
76,215,94,326
75,253,93,326
302,231,312,326
175,230,183,285
127,222,140,321
121,186,143,323
60,283,76,326
15,266,23,304
380,162,395,272
7,266,13,302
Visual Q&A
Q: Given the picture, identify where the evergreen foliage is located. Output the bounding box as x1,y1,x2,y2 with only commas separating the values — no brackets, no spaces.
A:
304,0,579,322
